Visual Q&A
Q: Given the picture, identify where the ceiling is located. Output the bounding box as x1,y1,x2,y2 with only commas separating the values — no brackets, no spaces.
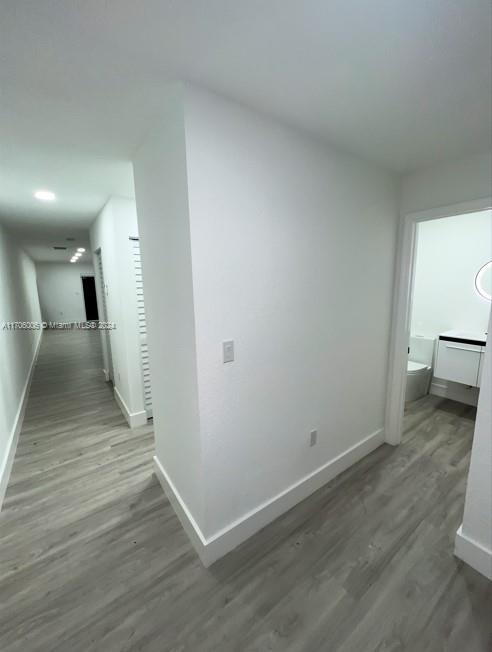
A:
10,223,92,264
0,0,491,260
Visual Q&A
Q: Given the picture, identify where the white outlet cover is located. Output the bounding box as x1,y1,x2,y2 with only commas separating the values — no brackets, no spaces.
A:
223,340,234,363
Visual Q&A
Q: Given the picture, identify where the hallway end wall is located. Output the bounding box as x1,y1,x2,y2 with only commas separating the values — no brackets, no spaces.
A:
0,224,42,508
36,262,96,322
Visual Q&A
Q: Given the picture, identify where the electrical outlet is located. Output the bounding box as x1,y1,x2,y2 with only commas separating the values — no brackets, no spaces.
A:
310,430,318,447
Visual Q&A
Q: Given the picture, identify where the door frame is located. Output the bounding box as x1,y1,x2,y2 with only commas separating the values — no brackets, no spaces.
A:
384,196,492,446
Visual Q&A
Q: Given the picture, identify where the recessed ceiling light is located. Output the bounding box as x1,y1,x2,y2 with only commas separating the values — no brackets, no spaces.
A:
77,247,86,253
34,189,56,201
70,259,77,263
74,253,81,258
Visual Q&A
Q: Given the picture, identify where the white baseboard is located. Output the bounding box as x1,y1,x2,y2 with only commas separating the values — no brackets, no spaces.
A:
430,379,479,407
114,386,147,429
0,331,43,511
153,457,210,564
154,427,385,567
455,525,492,580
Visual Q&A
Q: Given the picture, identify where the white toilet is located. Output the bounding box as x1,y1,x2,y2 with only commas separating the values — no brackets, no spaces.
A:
405,335,435,403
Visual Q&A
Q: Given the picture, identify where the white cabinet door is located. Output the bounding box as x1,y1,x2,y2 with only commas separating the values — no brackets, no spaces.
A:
477,351,485,388
435,340,482,387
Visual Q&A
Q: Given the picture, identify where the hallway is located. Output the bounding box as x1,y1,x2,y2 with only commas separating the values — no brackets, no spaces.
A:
0,329,157,649
0,330,491,651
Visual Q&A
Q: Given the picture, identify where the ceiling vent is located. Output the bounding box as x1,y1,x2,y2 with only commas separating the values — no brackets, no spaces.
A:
53,246,67,250
66,237,75,241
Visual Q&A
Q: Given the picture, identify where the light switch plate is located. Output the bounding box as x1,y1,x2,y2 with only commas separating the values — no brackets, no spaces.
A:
223,340,234,363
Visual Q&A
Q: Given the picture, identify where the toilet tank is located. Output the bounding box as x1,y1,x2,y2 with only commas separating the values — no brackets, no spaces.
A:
409,335,435,367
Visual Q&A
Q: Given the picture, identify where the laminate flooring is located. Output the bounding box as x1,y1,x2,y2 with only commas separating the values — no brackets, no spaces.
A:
1,329,490,651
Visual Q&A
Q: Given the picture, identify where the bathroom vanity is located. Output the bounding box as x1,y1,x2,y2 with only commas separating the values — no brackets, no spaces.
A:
435,330,487,388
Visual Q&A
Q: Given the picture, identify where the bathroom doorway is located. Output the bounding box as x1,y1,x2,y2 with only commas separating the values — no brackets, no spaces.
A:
385,198,492,446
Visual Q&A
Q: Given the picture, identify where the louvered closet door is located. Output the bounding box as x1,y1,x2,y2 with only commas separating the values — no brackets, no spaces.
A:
131,238,153,418
97,252,109,321
96,251,113,381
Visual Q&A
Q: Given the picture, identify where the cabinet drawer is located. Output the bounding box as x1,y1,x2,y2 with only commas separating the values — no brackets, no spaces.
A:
435,340,481,386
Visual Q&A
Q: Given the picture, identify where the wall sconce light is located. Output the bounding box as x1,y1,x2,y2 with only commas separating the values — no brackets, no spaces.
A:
475,260,492,302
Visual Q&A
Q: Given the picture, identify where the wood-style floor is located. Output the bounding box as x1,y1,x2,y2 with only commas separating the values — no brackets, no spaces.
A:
0,329,491,651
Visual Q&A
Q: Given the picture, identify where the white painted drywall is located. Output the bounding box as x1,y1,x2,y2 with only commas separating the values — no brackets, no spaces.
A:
456,311,492,579
133,87,204,523
400,151,492,215
36,262,95,322
134,84,399,550
186,86,399,537
411,211,491,339
0,224,42,505
90,197,146,427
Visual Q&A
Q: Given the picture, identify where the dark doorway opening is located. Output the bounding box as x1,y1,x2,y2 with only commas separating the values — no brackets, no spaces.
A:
81,276,99,321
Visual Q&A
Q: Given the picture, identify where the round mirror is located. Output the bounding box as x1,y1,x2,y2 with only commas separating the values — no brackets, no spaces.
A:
475,260,492,302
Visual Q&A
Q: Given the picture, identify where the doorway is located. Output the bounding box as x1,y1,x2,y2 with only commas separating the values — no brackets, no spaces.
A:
385,197,492,446
81,275,99,321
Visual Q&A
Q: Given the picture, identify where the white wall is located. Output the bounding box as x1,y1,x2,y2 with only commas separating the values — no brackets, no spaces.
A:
134,84,399,560
90,197,147,428
411,211,491,338
400,151,492,215
36,262,95,322
132,88,203,521
186,87,399,537
0,224,42,507
455,311,492,579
